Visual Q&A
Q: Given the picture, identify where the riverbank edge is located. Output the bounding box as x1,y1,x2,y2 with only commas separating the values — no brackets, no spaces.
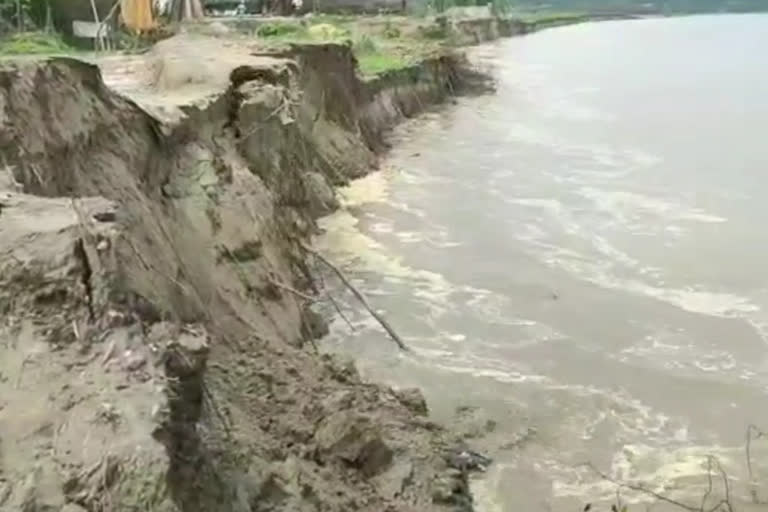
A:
0,14,605,511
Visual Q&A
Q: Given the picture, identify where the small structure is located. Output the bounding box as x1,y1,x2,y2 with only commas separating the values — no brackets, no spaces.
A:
72,19,112,42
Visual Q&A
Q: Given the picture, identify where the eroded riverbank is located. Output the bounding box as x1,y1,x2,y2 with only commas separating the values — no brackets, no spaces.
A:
0,30,499,511
313,15,768,512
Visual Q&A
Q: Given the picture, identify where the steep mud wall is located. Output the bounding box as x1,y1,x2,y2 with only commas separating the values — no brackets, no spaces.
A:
0,39,485,512
450,15,619,45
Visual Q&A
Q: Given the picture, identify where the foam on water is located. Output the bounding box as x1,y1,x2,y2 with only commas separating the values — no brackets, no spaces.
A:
550,444,733,504
577,187,727,225
535,237,760,320
316,18,768,511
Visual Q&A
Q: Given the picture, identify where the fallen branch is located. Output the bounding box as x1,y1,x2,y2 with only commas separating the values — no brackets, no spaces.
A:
326,288,356,333
268,277,318,302
316,265,356,334
746,424,768,504
302,243,408,351
583,463,701,512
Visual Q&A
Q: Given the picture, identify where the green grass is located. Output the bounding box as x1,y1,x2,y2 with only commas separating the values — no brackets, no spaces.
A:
351,32,412,75
309,14,360,24
254,21,354,46
256,21,305,38
357,53,409,75
250,16,446,76
0,31,75,55
307,22,351,40
510,10,588,22
352,33,378,53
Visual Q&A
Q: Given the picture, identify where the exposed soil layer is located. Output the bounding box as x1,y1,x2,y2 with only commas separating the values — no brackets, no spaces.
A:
0,34,492,512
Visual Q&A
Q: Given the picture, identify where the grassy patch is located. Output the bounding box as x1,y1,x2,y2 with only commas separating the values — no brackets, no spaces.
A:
357,53,408,75
307,22,351,41
256,21,305,38
352,33,410,75
310,14,360,25
352,33,378,53
511,10,587,22
0,31,74,55
255,21,355,46
251,16,444,76
382,20,402,39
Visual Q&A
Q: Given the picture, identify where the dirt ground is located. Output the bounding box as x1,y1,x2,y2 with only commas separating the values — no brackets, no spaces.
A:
0,29,497,512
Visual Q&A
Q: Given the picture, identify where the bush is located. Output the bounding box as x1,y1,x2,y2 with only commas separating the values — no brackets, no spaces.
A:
419,18,449,39
0,31,72,54
307,22,350,40
256,22,302,38
353,33,377,54
357,53,406,75
382,21,401,38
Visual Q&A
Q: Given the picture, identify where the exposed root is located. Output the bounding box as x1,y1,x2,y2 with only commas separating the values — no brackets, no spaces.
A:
268,276,318,302
73,238,96,321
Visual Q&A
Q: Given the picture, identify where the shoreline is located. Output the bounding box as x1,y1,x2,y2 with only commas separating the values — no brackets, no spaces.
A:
0,19,514,511
0,12,653,511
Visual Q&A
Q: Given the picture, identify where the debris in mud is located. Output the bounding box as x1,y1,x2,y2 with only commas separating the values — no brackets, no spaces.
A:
314,411,394,477
445,449,493,473
393,387,429,416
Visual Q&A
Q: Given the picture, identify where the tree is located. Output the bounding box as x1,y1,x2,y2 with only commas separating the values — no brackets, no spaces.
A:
168,0,204,21
47,0,112,35
0,0,27,31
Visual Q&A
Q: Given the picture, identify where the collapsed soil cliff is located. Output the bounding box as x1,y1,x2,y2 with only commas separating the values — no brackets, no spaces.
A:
0,35,491,512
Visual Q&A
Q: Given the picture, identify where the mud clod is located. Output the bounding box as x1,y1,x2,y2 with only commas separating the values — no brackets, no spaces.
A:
315,411,394,477
393,387,429,416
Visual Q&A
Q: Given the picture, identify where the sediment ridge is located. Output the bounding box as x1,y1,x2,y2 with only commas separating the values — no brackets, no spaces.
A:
0,30,494,512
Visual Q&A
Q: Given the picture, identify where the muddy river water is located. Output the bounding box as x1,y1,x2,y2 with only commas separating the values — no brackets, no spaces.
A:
316,14,768,511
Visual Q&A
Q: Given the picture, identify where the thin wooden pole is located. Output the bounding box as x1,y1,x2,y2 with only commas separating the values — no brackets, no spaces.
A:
15,0,22,32
90,0,103,51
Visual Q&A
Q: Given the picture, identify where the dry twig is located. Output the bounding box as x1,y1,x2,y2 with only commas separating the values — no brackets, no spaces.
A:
316,264,356,333
583,462,734,512
302,243,408,351
746,424,767,504
268,277,318,302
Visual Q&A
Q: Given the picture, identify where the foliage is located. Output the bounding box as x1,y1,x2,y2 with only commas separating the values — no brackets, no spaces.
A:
412,0,768,14
310,13,358,24
382,20,400,38
0,0,30,32
307,22,350,40
505,0,768,14
351,32,411,75
512,10,584,21
418,17,447,38
357,52,407,75
256,21,303,38
490,0,513,15
352,32,377,53
0,30,72,54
